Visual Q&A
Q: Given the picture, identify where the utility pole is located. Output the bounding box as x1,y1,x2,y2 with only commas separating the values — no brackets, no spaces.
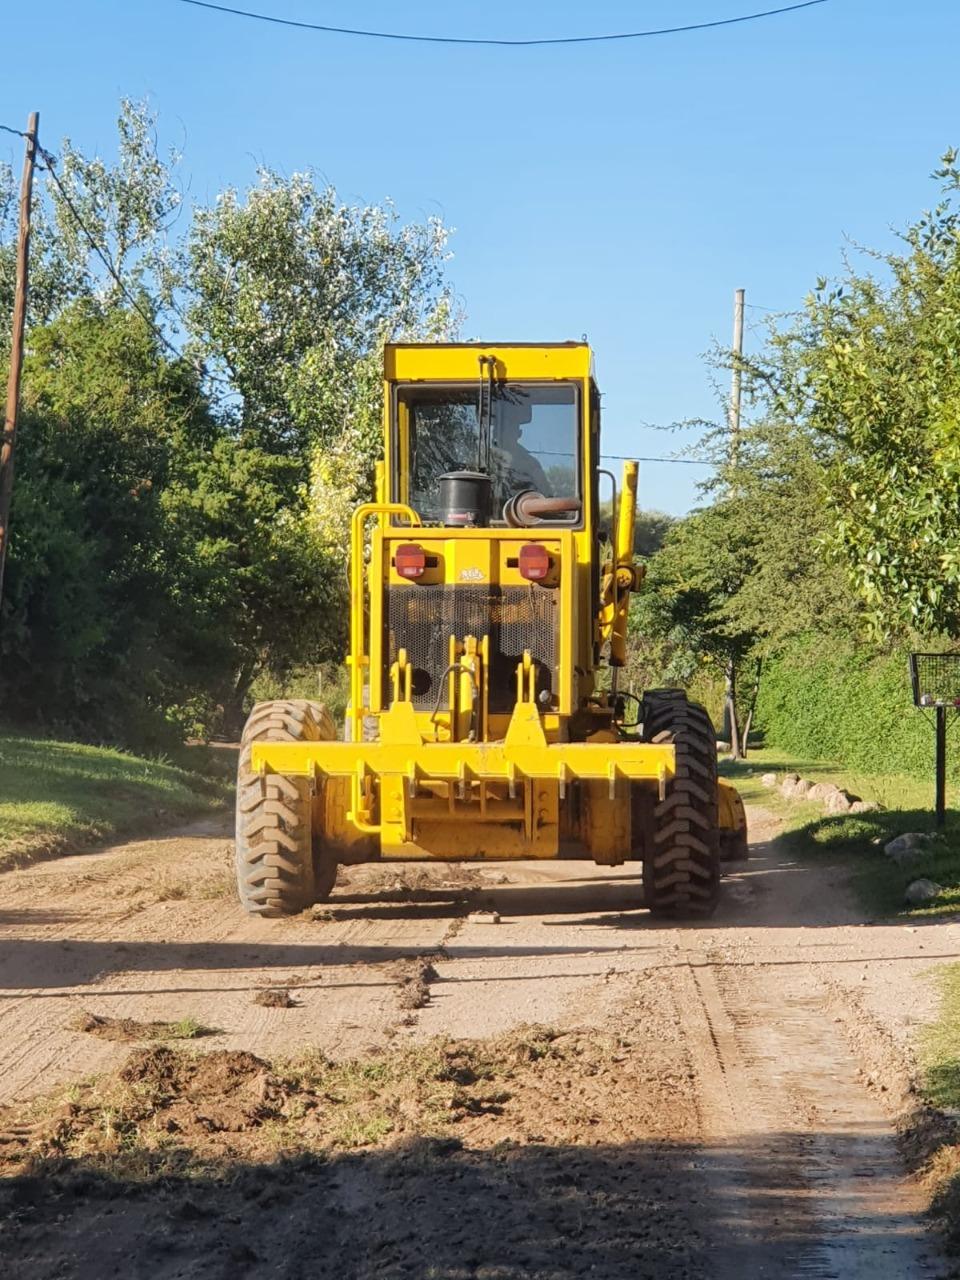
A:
0,111,39,610
723,287,745,756
729,286,745,462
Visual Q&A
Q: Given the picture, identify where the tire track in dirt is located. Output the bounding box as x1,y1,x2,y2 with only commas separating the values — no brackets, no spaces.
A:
675,953,942,1277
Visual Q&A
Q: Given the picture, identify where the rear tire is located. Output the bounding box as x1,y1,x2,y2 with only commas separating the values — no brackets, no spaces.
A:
235,699,338,917
642,690,721,917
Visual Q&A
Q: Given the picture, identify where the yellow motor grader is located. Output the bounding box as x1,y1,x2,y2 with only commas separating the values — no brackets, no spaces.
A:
235,342,747,917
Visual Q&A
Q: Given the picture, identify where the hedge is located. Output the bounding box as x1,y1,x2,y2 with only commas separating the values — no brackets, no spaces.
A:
755,637,955,780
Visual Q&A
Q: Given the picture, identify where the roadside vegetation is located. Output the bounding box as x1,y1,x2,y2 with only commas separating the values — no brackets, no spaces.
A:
629,151,960,774
0,731,229,870
0,99,454,751
906,966,960,1248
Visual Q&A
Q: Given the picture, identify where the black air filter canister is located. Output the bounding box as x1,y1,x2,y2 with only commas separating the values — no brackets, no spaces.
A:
438,470,492,527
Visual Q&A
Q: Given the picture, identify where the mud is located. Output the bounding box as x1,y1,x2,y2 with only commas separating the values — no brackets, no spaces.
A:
0,805,955,1276
393,956,440,1011
252,988,297,1009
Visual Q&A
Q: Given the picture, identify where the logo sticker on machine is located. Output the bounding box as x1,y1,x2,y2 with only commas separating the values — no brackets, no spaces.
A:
459,567,486,582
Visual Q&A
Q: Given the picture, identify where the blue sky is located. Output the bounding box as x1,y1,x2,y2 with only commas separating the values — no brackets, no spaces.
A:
3,0,958,513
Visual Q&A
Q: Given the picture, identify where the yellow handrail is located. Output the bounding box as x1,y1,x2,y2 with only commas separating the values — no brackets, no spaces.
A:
348,502,420,747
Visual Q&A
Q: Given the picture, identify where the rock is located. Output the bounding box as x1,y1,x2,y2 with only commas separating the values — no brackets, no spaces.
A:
824,789,855,814
466,910,501,925
808,782,840,801
793,778,813,798
780,773,802,797
760,772,778,788
887,847,929,868
884,832,931,859
905,878,943,906
884,832,937,867
849,800,880,815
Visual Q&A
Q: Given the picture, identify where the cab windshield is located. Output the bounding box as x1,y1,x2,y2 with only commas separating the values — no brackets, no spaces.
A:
395,382,579,524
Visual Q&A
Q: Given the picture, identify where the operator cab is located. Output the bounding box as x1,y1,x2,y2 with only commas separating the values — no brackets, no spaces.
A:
393,374,582,527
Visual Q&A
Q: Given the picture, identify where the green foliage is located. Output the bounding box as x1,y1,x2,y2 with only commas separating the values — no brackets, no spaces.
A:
633,157,960,743
3,304,212,745
755,637,949,780
598,505,675,559
0,100,455,746
766,152,960,638
184,167,454,525
628,501,761,718
921,967,960,1111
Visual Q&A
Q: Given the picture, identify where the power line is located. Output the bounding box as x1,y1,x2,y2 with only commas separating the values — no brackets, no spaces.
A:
175,0,829,47
602,453,712,465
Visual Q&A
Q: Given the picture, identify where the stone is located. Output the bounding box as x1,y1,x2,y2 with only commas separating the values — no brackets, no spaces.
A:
808,782,840,801
884,832,931,859
849,800,880,815
466,910,501,925
760,772,777,788
792,778,813,798
780,773,802,797
823,789,855,814
905,878,943,906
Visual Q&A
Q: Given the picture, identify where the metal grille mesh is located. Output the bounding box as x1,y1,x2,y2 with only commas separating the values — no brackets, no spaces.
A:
387,584,558,712
910,652,960,706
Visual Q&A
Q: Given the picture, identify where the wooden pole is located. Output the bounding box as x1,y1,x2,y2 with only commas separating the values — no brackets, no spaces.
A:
0,111,39,609
728,286,745,462
723,287,745,755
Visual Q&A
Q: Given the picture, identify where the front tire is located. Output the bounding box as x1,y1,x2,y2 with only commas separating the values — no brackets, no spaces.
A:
235,699,337,917
641,690,721,917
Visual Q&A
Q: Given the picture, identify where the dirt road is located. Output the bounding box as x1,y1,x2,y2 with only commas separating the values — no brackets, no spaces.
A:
1,805,956,1278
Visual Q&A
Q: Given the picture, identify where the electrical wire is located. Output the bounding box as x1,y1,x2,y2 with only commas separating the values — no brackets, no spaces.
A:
175,0,829,47
8,132,191,369
602,453,712,464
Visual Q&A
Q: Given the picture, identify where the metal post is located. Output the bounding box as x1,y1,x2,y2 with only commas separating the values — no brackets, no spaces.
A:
0,111,39,608
936,704,947,829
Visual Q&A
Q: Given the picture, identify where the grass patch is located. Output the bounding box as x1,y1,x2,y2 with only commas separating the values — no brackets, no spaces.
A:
920,966,960,1113
0,731,231,871
68,1013,219,1043
721,746,960,919
902,965,960,1249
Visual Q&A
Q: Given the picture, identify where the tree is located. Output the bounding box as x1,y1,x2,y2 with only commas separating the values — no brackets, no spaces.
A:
784,152,960,638
184,171,454,511
0,102,458,744
2,303,212,745
632,501,762,745
1,100,185,345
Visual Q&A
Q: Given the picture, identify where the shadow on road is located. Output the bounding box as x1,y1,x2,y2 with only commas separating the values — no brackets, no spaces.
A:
0,1129,941,1280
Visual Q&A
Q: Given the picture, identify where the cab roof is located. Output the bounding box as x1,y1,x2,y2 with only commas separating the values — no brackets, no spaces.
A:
384,342,596,384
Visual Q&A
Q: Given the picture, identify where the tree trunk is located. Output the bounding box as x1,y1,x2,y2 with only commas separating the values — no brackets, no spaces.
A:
741,657,763,756
724,657,741,760
223,660,259,738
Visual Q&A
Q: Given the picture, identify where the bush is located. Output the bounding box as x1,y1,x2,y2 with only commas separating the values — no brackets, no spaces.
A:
756,636,950,779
